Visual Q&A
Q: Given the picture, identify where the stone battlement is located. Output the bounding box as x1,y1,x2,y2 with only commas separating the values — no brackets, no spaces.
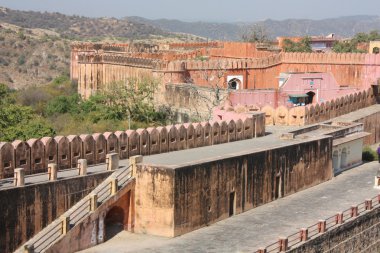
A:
0,114,265,179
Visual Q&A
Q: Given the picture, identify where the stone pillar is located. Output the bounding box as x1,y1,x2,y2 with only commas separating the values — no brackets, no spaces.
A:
14,168,25,187
351,206,358,217
129,155,143,177
278,237,288,252
375,176,380,187
111,178,118,195
256,248,267,253
106,153,119,171
300,228,308,241
318,220,326,233
336,212,344,224
24,245,34,253
48,163,58,181
61,215,70,235
78,159,88,176
90,194,98,212
365,199,373,210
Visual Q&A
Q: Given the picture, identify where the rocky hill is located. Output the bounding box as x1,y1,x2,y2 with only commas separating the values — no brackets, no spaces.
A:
0,7,203,89
0,7,170,40
128,15,380,41
0,22,71,89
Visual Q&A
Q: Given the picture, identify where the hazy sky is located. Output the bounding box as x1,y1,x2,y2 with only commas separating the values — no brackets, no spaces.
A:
0,0,379,22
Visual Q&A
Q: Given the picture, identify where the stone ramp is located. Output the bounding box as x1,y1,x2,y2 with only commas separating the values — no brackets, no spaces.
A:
16,161,134,253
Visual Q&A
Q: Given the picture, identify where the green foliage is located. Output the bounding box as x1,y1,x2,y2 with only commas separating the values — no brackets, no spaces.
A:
45,94,80,116
333,31,380,53
17,54,26,65
362,146,378,162
283,37,312,52
1,76,172,141
332,41,362,53
0,85,55,141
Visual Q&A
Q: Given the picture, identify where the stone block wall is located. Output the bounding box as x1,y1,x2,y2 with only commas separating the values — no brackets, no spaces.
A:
0,115,265,179
288,205,380,253
134,136,333,237
0,172,112,253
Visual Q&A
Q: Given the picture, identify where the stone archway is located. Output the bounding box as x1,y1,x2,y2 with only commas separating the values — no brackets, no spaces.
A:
306,91,316,104
228,78,241,90
105,206,125,241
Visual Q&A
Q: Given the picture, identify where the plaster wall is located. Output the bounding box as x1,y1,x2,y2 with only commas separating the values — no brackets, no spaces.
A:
0,172,112,253
134,137,332,237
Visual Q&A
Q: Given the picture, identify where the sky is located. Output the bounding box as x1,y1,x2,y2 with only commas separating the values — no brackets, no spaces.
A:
0,0,379,22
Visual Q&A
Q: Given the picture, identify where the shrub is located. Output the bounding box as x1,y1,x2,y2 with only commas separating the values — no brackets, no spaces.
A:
17,54,26,65
362,146,378,162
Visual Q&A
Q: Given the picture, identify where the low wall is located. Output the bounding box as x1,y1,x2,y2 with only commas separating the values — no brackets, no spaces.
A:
289,203,380,253
135,136,333,237
46,180,136,253
215,86,378,127
0,116,265,180
0,172,112,253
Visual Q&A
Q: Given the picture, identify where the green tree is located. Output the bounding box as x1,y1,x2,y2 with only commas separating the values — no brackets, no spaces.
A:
283,37,312,52
0,83,55,141
332,41,361,53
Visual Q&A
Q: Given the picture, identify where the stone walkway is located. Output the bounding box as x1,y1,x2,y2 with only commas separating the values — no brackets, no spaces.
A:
0,160,130,190
80,162,380,253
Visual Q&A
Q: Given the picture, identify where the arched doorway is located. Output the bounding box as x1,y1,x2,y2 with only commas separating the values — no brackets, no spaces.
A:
332,150,340,174
105,206,125,241
306,91,316,104
373,47,380,54
228,78,241,90
341,148,348,169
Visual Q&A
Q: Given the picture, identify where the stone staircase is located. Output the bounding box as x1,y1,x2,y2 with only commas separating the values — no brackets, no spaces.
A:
17,157,135,253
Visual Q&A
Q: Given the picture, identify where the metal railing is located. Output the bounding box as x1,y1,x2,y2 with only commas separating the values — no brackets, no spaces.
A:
256,194,380,253
21,163,134,253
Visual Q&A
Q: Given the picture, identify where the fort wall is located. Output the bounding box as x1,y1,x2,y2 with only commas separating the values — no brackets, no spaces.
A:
0,172,112,253
0,115,265,180
73,42,380,99
135,136,333,237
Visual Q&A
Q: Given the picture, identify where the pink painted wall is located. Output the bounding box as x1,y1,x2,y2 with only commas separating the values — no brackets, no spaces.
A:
228,72,359,108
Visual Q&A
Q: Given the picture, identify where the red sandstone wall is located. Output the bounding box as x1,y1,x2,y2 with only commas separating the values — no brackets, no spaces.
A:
0,115,265,179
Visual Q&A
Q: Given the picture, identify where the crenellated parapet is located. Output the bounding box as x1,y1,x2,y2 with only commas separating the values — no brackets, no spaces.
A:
0,114,265,179
216,87,378,127
169,42,222,50
165,54,283,72
282,52,380,65
77,53,162,69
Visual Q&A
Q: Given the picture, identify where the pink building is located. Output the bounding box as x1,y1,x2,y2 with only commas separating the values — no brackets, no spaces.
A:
229,72,359,108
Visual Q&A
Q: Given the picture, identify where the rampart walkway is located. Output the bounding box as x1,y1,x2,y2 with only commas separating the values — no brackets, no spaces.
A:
80,162,380,253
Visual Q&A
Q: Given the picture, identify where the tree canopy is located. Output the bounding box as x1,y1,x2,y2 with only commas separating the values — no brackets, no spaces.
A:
0,83,55,141
0,75,173,142
282,37,312,53
332,30,380,53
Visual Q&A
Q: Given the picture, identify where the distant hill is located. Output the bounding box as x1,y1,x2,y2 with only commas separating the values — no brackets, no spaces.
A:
0,22,71,89
128,15,380,41
0,7,203,88
0,7,174,40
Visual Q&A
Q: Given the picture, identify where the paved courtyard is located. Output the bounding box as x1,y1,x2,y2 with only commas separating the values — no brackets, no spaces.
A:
80,162,380,253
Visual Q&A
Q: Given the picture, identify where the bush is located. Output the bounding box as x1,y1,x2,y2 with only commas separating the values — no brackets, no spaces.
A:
362,146,379,162
17,54,26,65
